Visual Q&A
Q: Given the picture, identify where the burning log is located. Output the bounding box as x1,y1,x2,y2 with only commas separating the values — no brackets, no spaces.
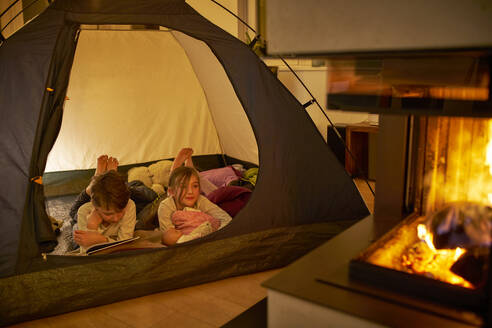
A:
451,251,489,287
421,201,492,287
426,202,492,250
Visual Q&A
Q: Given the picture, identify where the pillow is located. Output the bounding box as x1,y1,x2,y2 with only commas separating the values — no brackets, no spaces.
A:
207,186,252,217
148,160,173,187
171,210,220,235
199,166,240,188
127,166,153,188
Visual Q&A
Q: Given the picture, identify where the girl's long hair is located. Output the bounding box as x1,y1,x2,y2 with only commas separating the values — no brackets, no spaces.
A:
168,166,201,206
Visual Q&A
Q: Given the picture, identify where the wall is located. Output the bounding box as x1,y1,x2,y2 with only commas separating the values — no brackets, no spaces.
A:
186,0,239,37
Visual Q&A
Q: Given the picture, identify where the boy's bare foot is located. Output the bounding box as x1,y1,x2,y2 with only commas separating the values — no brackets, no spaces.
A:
95,155,108,175
107,157,119,171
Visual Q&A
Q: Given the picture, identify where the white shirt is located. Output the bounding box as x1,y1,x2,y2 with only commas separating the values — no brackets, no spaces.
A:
77,200,136,252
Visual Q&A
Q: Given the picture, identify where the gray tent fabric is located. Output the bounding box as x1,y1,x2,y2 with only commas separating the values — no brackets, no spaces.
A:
0,0,369,324
0,8,67,278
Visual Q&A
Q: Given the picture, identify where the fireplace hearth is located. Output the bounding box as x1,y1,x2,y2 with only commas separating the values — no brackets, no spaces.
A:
350,213,487,312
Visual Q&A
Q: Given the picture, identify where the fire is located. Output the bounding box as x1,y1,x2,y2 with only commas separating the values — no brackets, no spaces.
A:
424,117,492,213
486,121,492,203
366,217,475,289
414,224,472,288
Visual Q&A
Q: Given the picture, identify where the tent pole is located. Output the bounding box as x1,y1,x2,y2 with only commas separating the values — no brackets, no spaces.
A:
0,0,21,20
0,0,45,36
210,0,375,197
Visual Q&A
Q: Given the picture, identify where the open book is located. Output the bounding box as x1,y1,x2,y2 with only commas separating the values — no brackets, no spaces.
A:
86,236,140,255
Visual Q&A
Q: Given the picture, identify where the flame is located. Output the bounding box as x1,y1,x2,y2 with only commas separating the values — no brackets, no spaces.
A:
416,224,471,288
486,121,492,203
417,224,435,251
425,117,492,212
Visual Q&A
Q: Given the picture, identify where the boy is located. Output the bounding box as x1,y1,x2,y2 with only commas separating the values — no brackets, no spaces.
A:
73,170,136,253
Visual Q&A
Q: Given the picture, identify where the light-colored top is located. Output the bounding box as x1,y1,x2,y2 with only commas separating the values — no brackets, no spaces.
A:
158,195,231,232
77,200,137,248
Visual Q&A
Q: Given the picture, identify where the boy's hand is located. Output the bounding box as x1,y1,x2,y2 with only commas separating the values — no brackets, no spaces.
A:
73,230,107,247
87,209,103,230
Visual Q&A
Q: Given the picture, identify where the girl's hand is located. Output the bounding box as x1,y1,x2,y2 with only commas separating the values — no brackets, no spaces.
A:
161,228,183,246
87,209,103,230
73,230,107,247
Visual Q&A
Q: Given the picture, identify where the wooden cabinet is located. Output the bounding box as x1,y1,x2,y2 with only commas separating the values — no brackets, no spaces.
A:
344,123,378,178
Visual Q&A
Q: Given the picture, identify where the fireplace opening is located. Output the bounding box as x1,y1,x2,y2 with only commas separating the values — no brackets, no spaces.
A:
350,116,492,315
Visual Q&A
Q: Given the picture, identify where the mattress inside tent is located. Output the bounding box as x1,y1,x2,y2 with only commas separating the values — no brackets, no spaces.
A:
43,154,255,255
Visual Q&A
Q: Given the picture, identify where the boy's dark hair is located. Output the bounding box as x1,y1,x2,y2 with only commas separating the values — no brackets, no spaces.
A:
169,166,200,202
90,170,130,211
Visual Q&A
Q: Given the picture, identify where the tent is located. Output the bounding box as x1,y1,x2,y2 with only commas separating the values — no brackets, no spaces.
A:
0,0,369,325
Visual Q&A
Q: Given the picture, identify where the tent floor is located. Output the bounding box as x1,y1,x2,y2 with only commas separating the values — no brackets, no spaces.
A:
45,194,78,255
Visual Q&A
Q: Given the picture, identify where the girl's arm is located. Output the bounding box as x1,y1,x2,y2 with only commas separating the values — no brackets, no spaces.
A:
158,197,176,231
198,196,232,229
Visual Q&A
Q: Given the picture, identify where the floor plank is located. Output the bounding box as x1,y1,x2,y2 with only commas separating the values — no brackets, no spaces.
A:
353,178,375,213
9,269,281,328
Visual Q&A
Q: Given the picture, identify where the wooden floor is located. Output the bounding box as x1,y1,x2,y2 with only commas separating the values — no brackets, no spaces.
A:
353,178,376,214
9,179,375,328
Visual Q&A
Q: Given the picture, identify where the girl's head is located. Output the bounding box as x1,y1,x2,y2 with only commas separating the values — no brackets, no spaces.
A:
168,166,201,210
90,171,130,223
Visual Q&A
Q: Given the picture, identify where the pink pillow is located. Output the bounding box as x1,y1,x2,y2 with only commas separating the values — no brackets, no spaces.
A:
171,210,220,235
199,166,239,188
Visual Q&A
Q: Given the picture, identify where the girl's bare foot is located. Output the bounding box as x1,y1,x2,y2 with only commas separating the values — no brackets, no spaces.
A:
184,149,194,168
171,148,193,172
95,155,108,175
107,157,119,171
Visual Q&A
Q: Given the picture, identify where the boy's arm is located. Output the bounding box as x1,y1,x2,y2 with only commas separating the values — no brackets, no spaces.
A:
74,204,108,249
117,200,137,241
69,190,91,221
86,209,103,230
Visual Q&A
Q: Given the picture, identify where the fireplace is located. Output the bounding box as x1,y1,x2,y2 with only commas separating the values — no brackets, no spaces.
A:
264,56,492,325
325,54,492,325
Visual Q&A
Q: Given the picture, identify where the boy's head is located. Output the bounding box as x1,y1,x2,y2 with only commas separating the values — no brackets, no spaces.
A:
90,170,130,222
168,166,201,209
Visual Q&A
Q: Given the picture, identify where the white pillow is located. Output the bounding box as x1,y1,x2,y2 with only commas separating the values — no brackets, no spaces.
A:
127,166,153,188
148,160,173,187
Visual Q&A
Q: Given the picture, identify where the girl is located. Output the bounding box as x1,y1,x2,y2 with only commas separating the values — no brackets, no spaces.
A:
158,166,232,245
